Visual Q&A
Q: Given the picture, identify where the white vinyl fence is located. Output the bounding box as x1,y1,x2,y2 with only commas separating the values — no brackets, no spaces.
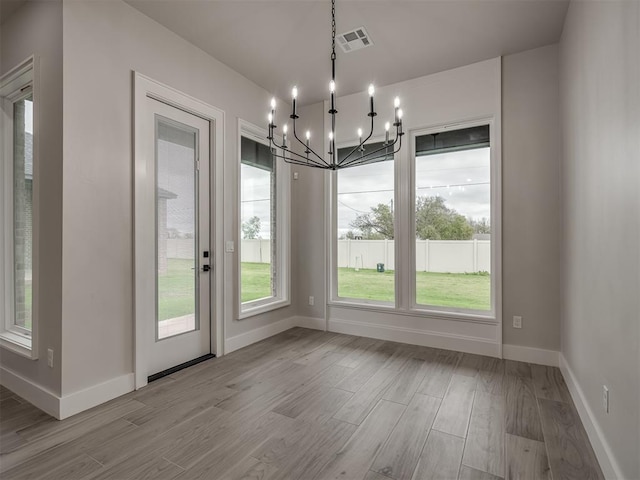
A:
168,238,491,273
338,239,490,273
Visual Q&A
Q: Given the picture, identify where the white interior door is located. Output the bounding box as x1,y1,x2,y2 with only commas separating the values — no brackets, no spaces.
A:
144,98,212,376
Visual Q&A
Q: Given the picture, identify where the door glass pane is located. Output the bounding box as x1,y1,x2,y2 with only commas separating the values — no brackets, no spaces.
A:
240,136,276,304
415,126,491,312
156,117,199,339
13,95,33,330
336,149,395,303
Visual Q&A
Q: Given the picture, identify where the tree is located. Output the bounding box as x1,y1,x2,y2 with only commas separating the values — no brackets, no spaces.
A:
350,203,394,239
469,217,491,235
349,196,474,240
242,216,261,239
415,196,474,240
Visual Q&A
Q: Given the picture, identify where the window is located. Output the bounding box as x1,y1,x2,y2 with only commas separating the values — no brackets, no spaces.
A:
238,121,289,316
413,124,492,313
330,121,496,320
1,57,38,357
335,142,395,304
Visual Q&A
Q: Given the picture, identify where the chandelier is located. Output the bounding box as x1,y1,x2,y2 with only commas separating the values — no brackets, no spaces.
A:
266,0,404,170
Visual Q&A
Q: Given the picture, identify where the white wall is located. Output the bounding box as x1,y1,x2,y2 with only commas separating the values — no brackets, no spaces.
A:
61,0,295,395
0,0,63,396
291,102,327,320
502,45,561,351
560,2,640,478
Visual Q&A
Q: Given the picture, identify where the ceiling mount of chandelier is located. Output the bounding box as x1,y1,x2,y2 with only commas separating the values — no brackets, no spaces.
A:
266,0,404,170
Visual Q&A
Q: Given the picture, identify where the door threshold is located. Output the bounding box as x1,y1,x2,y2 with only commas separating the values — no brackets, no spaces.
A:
147,353,215,383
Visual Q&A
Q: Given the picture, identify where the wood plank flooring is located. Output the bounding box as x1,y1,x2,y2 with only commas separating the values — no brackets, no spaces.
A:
0,328,604,480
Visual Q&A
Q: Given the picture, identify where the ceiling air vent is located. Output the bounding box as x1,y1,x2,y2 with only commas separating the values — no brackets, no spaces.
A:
337,27,373,53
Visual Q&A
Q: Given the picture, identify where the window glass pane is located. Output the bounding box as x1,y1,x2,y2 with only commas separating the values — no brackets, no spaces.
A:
337,157,395,303
241,136,276,304
13,96,33,330
415,127,491,311
156,117,198,339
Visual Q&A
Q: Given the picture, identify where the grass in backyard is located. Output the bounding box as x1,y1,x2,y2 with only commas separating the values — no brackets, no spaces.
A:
158,259,491,320
158,259,196,321
339,268,491,311
157,260,274,320
240,262,273,303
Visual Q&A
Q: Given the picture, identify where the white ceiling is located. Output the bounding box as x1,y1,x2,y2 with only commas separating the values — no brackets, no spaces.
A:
138,1,566,105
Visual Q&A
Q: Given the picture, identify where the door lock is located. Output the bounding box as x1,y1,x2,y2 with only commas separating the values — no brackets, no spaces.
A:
202,264,211,272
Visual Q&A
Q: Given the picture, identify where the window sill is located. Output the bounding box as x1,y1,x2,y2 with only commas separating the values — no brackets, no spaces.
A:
238,298,291,320
0,330,36,359
328,300,498,325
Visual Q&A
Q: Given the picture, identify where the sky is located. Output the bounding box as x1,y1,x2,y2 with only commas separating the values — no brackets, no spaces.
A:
25,99,33,134
337,147,491,237
159,131,490,241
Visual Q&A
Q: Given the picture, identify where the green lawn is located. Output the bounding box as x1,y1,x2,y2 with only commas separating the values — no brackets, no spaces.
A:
157,259,491,320
338,268,490,310
158,259,197,321
240,262,273,303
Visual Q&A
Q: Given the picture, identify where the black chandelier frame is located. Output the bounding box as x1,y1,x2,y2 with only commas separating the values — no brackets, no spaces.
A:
266,0,404,170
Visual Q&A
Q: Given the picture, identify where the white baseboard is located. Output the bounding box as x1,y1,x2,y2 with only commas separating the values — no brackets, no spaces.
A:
225,316,297,354
0,366,60,418
59,373,135,420
294,316,326,331
559,354,623,480
502,344,559,366
327,318,500,357
0,367,136,420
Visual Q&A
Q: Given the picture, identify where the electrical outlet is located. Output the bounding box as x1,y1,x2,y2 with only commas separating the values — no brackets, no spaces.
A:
513,316,522,329
603,385,609,413
308,296,314,306
293,172,299,180
225,241,234,253
47,348,54,368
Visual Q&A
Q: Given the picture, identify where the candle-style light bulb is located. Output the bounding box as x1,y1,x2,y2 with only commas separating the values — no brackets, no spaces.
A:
268,113,273,124
385,122,390,144
368,84,375,114
270,98,276,109
291,86,298,117
306,130,311,141
282,124,288,147
357,128,363,139
397,109,403,121
328,131,334,140
385,122,390,131
394,97,401,125
329,80,336,112
283,124,288,134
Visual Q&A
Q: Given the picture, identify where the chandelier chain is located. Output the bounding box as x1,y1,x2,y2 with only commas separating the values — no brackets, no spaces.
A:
331,0,336,61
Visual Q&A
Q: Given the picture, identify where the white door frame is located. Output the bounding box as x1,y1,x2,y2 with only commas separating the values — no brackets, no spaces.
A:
133,72,225,389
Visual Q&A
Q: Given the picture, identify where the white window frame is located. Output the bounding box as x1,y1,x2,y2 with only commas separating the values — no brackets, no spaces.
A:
409,117,500,322
328,117,501,325
237,119,290,319
0,56,39,358
329,134,397,308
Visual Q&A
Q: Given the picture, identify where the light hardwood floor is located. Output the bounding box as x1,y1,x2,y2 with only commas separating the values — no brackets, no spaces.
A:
0,328,604,480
